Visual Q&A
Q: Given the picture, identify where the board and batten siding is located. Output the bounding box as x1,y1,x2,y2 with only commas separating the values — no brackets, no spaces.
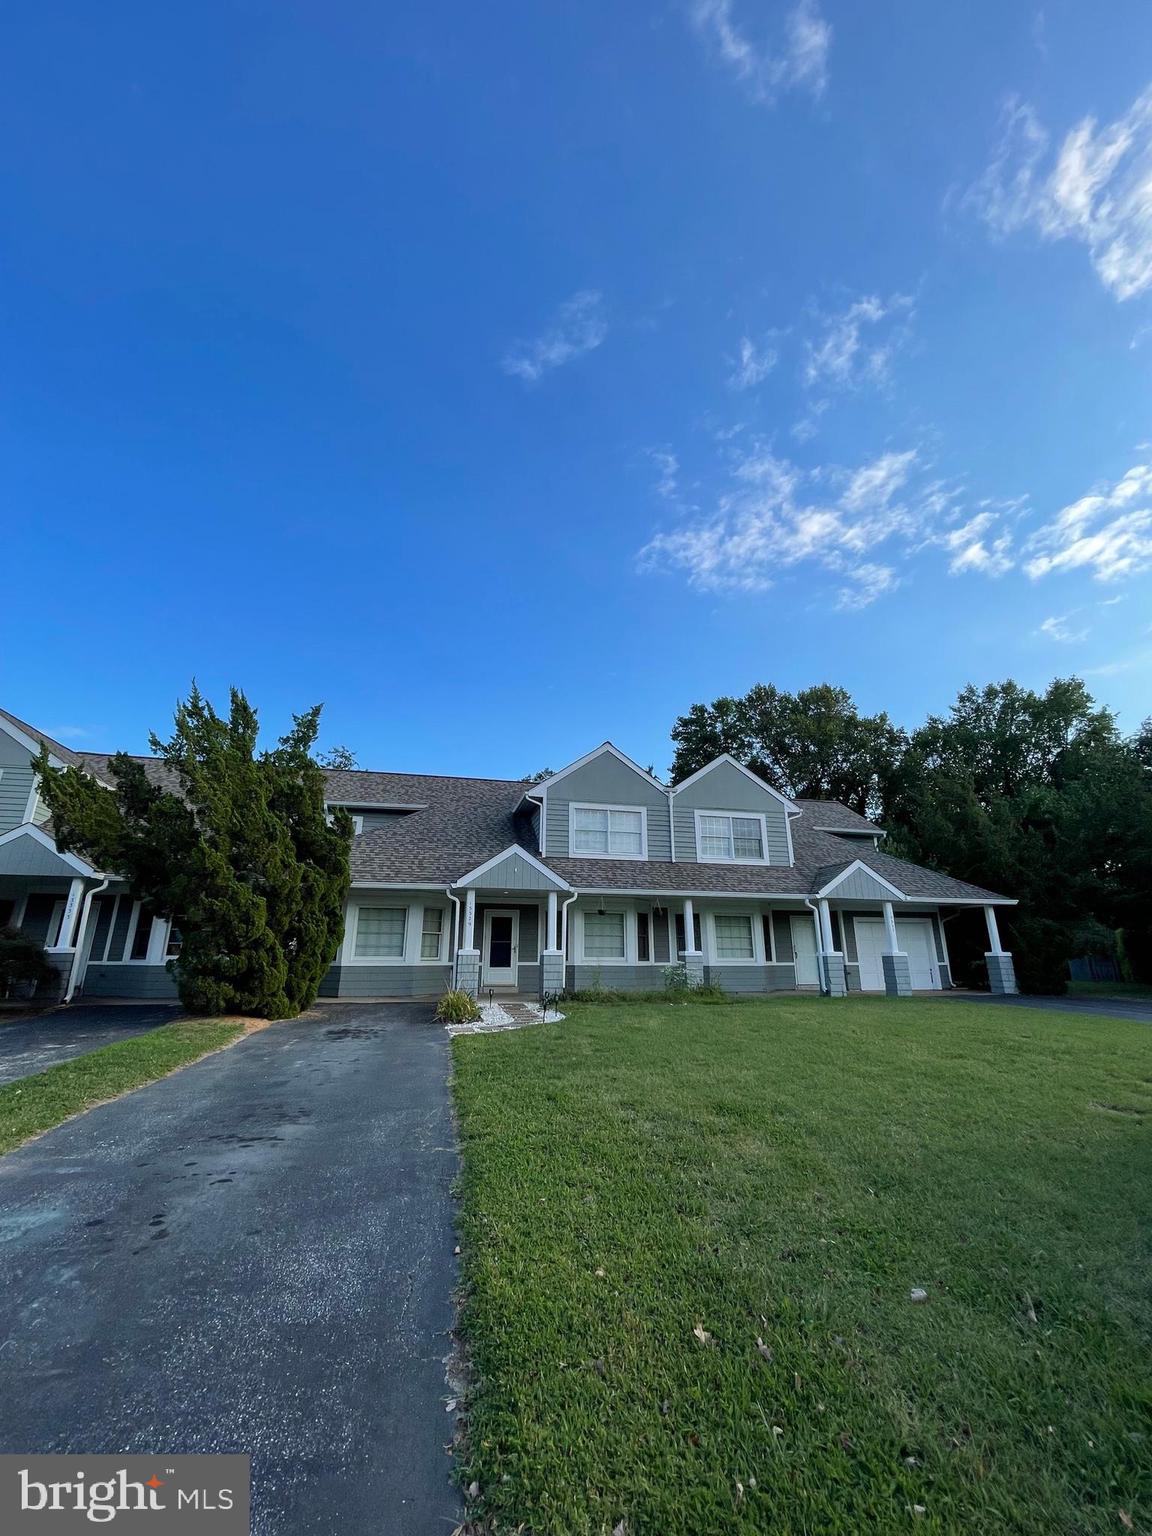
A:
0,831,83,878
544,755,672,860
466,850,564,890
824,866,899,901
672,760,791,863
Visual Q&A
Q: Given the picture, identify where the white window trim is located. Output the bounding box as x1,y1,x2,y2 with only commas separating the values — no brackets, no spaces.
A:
347,902,410,965
339,901,452,967
693,809,771,865
96,899,170,965
419,905,447,963
568,803,649,861
707,910,762,965
577,906,634,965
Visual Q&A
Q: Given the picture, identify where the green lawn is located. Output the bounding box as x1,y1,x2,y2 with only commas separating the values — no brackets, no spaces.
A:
452,998,1152,1535
0,1016,248,1154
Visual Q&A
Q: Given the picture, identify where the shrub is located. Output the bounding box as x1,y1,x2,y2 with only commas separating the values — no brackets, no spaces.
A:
0,927,56,999
436,988,482,1024
560,986,731,1006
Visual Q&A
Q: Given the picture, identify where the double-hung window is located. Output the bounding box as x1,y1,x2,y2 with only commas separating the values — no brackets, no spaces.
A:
583,911,626,959
572,805,645,858
354,907,406,959
696,812,765,862
420,908,444,961
713,913,755,960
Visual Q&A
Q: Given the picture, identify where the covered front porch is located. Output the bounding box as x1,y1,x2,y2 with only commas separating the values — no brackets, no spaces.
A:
0,825,105,1003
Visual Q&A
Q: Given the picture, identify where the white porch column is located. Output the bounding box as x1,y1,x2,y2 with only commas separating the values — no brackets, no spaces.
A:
540,889,565,1000
817,898,847,998
882,900,900,953
984,904,1017,995
682,897,700,952
455,887,481,996
48,878,85,951
680,896,703,987
817,899,836,955
984,905,1003,954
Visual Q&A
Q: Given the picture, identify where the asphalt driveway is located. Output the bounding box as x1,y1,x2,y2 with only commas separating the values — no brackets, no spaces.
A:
0,1002,460,1536
0,1003,182,1085
938,991,1152,1024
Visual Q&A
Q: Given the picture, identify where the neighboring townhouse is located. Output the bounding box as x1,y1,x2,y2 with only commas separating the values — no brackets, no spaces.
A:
0,710,1020,1004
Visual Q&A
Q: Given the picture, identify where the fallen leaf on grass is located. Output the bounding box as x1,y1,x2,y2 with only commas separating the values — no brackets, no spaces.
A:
1119,1513,1134,1531
693,1322,712,1346
755,1337,773,1362
465,1481,480,1501
613,1521,628,1536
1023,1292,1038,1324
839,1432,855,1453
734,1481,745,1505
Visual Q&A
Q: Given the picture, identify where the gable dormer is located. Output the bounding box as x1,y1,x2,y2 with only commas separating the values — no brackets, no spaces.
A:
531,743,672,862
669,755,797,866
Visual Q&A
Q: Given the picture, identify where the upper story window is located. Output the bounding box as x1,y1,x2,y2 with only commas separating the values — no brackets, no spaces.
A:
695,811,767,863
570,804,647,859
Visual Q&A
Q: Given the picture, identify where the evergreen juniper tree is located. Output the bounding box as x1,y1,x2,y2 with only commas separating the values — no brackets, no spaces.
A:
35,686,352,1019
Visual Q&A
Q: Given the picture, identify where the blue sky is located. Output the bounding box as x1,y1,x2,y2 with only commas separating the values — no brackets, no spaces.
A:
2,0,1151,777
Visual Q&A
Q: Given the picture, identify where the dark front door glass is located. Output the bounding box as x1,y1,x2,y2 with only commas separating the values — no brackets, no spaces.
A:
488,915,513,968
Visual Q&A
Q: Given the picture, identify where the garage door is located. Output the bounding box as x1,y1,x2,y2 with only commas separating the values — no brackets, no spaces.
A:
853,918,939,991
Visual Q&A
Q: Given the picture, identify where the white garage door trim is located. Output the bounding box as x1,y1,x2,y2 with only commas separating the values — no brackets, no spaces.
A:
852,917,939,992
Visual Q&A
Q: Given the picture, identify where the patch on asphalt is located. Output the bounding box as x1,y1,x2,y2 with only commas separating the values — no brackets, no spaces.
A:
323,1026,383,1040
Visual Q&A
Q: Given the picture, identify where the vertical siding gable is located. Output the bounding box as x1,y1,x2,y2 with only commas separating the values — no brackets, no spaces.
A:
672,760,791,864
544,754,671,860
822,867,900,901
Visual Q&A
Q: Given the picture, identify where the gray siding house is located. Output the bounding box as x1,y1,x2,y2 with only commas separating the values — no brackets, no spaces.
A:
0,710,1020,1004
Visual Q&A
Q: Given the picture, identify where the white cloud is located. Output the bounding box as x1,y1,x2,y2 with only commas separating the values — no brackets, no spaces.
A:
46,725,92,741
638,443,936,607
728,335,778,389
967,85,1152,299
803,293,914,390
1025,463,1152,580
1037,614,1089,643
648,447,681,501
502,290,608,382
835,563,899,610
691,0,830,105
941,511,1015,576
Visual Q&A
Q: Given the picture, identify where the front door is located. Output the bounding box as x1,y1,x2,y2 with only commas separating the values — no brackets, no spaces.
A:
790,914,820,987
481,909,519,987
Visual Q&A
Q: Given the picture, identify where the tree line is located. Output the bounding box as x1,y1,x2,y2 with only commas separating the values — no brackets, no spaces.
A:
670,679,1152,992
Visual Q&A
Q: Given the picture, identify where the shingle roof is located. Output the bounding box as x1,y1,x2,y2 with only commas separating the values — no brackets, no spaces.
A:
0,709,90,771
794,797,882,833
22,731,1009,904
